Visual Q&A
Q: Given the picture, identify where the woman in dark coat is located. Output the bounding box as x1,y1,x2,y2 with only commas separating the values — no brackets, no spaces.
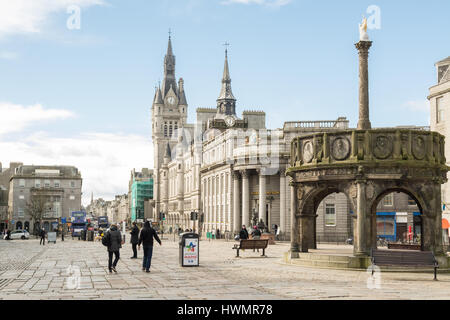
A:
239,225,249,240
106,224,122,273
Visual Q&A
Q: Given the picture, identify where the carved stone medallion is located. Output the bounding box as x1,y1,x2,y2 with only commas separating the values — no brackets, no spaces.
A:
373,135,393,159
303,141,314,163
331,137,350,161
412,136,426,160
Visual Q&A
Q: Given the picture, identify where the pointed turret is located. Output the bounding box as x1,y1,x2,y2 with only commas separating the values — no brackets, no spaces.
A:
178,78,187,105
154,86,164,105
217,48,236,115
162,35,178,98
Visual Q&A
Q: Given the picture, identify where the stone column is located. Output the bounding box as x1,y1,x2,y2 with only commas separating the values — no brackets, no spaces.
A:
354,181,370,256
279,169,286,237
258,169,266,225
422,184,444,255
300,214,316,252
241,170,250,228
355,40,372,130
233,171,241,234
290,181,299,257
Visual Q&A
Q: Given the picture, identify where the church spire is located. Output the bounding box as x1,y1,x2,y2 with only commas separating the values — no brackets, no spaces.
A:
217,45,236,115
162,32,177,98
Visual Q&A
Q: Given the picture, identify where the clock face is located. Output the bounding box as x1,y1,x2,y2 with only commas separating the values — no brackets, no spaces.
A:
167,96,175,105
225,116,235,127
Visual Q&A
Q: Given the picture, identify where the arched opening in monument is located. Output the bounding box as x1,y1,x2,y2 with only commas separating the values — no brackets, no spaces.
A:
315,192,354,244
372,189,423,250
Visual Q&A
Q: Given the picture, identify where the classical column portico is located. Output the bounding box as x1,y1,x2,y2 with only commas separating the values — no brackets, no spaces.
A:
233,171,241,234
258,169,266,225
279,169,286,237
241,170,250,228
290,181,299,257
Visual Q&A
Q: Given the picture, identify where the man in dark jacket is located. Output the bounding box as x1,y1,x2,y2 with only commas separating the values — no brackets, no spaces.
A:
129,222,139,259
138,221,161,273
239,225,249,240
105,224,122,273
40,228,46,245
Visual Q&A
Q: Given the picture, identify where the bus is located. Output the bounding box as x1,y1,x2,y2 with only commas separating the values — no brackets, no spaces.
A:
71,211,87,237
98,216,109,230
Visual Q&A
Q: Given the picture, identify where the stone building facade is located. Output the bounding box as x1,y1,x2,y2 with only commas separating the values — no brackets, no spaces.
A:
7,165,82,232
430,57,450,213
0,162,23,231
150,36,353,239
429,56,450,245
86,194,129,225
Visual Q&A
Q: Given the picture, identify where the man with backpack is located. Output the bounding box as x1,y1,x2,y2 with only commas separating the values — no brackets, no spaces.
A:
102,224,122,273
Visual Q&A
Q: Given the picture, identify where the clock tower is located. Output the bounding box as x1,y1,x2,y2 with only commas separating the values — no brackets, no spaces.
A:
151,35,188,218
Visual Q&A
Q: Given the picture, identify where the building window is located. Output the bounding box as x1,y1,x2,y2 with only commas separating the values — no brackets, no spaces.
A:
18,208,24,218
54,180,60,188
19,179,25,188
70,181,75,188
408,196,416,206
44,180,50,188
164,124,168,137
69,195,75,200
437,97,444,123
383,193,393,206
35,179,41,188
19,195,25,200
325,204,336,226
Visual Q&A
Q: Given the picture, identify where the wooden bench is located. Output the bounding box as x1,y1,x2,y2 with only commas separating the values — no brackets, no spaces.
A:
232,239,269,257
371,249,439,280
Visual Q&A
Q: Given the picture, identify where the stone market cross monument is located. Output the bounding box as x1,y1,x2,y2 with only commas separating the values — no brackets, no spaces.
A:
286,18,450,268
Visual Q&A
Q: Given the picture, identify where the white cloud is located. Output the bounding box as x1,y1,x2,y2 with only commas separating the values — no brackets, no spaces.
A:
221,0,292,7
0,0,105,38
0,102,75,135
0,131,153,206
403,100,429,112
0,51,18,59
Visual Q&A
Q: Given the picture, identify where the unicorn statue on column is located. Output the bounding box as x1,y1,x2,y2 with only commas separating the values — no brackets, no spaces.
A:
359,16,370,41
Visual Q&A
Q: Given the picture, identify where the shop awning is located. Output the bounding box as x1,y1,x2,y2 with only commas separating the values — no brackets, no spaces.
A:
442,219,449,229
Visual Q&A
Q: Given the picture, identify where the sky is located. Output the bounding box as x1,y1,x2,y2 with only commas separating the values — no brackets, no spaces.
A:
0,0,449,206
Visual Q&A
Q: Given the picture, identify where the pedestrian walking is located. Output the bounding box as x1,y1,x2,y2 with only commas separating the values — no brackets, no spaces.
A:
130,222,139,259
40,228,46,245
239,225,249,240
138,221,161,273
104,224,122,273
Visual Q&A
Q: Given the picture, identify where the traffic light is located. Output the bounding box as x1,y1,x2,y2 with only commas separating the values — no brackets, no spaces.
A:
190,211,198,221
159,212,166,221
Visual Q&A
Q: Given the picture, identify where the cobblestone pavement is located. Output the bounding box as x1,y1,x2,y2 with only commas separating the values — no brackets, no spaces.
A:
0,237,449,300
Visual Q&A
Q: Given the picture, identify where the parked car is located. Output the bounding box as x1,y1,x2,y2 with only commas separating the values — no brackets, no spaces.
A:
9,230,30,240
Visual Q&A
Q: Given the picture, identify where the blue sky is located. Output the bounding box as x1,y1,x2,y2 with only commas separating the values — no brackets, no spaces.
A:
0,0,449,204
